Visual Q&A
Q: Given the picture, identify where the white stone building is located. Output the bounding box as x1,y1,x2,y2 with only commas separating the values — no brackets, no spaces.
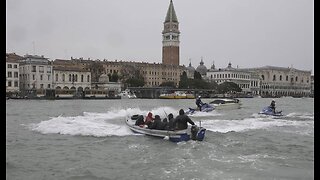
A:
6,53,22,93
52,66,91,92
207,62,261,95
247,66,311,97
19,55,53,93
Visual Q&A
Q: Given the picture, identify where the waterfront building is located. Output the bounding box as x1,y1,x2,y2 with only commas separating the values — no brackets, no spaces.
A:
99,60,185,87
207,62,261,95
19,54,53,95
6,53,22,94
247,66,311,97
162,0,180,66
52,59,91,97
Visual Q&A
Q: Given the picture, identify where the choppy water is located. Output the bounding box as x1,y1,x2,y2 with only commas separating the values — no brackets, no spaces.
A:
6,98,314,180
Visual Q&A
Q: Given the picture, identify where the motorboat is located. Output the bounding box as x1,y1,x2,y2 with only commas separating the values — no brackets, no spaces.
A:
118,89,137,99
185,103,215,115
209,98,241,110
258,106,283,116
159,91,194,99
126,115,206,142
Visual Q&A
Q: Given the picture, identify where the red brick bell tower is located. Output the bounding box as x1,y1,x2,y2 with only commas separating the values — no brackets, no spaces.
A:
162,0,180,66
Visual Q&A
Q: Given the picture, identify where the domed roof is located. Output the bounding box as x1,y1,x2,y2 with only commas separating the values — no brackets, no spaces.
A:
99,73,109,83
186,61,195,72
196,58,207,75
226,62,235,70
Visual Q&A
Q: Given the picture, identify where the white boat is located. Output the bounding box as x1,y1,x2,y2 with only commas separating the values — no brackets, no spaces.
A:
126,115,206,142
118,89,137,99
159,91,194,99
209,98,241,110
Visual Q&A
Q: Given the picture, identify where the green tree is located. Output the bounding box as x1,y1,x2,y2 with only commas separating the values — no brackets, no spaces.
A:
125,78,144,87
217,81,242,93
108,72,119,82
194,71,202,80
88,61,104,83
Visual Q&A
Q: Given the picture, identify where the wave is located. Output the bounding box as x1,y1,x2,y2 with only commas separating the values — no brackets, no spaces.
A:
27,107,314,137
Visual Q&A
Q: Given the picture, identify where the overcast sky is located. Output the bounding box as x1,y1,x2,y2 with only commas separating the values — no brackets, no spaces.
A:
6,0,314,73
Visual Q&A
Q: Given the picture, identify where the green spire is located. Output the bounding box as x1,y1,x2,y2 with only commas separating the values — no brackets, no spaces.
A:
165,0,178,23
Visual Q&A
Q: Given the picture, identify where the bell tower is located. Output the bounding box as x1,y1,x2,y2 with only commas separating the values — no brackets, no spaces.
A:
162,0,180,65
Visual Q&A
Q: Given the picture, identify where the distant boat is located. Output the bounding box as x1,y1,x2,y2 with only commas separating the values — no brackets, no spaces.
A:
209,98,241,110
159,91,194,99
118,89,137,99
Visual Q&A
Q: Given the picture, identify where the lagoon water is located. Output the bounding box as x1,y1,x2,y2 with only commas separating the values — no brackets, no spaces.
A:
6,98,314,180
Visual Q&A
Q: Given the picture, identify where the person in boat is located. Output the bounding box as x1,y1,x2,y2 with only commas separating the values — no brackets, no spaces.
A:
135,115,145,127
144,112,154,127
167,113,175,130
196,96,204,111
149,115,162,129
173,109,195,130
269,99,276,113
159,117,168,130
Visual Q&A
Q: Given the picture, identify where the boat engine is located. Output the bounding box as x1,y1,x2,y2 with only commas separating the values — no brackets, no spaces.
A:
191,125,199,140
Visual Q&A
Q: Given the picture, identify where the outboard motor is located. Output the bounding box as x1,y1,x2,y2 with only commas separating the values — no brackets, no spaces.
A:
191,125,199,140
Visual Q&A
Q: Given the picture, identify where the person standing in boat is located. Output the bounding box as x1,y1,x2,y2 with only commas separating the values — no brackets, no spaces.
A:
173,109,195,130
269,99,276,113
196,96,204,111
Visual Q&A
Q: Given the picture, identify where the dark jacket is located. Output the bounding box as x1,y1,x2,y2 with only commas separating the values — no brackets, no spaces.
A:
167,116,175,130
158,118,168,130
173,114,195,130
135,115,145,126
149,115,162,129
270,101,276,112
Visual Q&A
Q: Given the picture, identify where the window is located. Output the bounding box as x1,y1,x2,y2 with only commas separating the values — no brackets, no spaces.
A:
40,84,44,88
296,76,298,82
14,64,17,68
14,81,18,87
14,72,18,78
48,84,51,88
273,75,276,81
40,75,43,80
69,74,72,81
261,75,264,80
8,81,12,87
48,75,50,81
87,75,90,82
280,75,282,81
8,72,12,77
8,64,12,68
47,67,51,73
32,66,36,72
33,74,35,80
286,76,288,81
55,74,58,81
81,75,84,82
62,74,65,82
75,74,78,82
39,66,44,73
